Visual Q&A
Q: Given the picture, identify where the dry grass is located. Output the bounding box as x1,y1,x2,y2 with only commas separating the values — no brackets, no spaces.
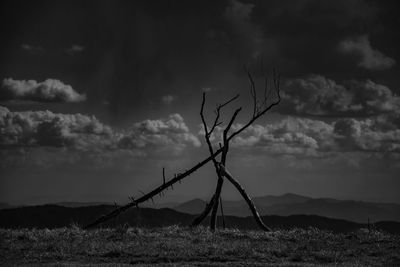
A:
1,225,399,266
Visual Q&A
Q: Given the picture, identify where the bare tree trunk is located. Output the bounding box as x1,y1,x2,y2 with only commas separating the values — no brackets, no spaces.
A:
191,194,216,226
220,195,225,229
219,164,271,231
210,175,223,230
208,108,239,229
198,92,236,230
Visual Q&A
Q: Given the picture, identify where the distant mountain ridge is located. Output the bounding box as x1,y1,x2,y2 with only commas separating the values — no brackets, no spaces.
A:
0,202,13,210
3,193,400,223
173,193,400,223
1,204,400,234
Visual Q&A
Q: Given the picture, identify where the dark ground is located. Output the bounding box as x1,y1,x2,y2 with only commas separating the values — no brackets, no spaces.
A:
1,226,399,266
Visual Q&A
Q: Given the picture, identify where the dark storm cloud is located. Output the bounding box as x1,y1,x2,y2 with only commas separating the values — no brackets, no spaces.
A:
223,0,267,60
339,35,396,70
0,0,399,158
1,0,398,121
280,75,400,116
246,0,382,74
1,78,86,103
0,106,200,155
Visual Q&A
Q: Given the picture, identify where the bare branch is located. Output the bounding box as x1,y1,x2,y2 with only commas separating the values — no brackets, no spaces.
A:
200,93,220,169
221,108,241,164
260,75,270,109
223,94,240,108
192,175,224,229
228,70,281,142
210,176,224,230
244,65,257,117
219,163,271,231
208,94,239,136
199,92,234,229
224,108,242,136
162,167,166,185
192,194,216,226
219,195,225,229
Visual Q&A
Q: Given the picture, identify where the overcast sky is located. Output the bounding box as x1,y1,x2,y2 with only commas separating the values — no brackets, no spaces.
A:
1,0,399,205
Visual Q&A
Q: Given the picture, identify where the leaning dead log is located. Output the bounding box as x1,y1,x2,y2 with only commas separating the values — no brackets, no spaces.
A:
219,163,272,231
84,147,223,229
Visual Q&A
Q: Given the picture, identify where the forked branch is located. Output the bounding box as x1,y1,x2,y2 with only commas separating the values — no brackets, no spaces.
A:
228,69,281,142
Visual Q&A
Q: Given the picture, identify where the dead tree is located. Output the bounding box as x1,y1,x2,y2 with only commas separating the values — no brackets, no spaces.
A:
84,69,280,230
192,69,280,231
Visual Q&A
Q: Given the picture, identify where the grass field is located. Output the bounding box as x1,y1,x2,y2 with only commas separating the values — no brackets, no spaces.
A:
1,225,399,266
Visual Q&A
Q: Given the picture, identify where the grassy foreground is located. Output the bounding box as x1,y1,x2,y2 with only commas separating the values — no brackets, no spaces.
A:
1,225,399,266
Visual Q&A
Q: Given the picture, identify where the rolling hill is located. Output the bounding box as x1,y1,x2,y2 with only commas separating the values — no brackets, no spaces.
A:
1,204,400,234
173,193,400,223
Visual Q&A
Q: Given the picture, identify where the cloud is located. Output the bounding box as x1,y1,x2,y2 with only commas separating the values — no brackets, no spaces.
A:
0,107,200,156
205,114,400,157
20,44,44,53
66,45,85,55
333,117,400,153
1,78,86,103
0,106,114,151
339,35,396,70
161,95,175,105
281,75,400,116
350,80,400,113
119,114,201,155
281,75,354,115
227,118,335,157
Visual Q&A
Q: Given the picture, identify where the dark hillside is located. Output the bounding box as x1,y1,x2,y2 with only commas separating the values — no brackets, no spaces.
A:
1,204,400,234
